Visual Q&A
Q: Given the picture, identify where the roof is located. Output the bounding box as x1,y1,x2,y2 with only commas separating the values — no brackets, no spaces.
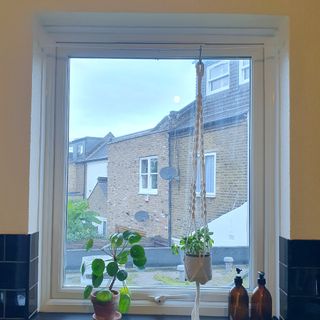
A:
85,140,109,161
88,177,108,199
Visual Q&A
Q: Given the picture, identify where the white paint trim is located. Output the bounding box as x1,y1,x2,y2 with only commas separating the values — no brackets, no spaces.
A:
36,18,283,315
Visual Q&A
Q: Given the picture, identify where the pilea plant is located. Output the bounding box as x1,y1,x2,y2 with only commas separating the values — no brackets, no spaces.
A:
82,230,147,314
171,226,214,256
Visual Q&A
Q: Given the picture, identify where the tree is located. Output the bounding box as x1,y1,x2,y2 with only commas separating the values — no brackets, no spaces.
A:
67,199,101,241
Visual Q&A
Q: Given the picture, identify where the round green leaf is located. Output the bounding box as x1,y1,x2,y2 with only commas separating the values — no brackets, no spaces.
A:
123,230,132,240
130,244,145,258
80,262,86,275
92,274,104,288
116,269,128,281
118,293,131,314
128,233,142,244
83,285,93,299
92,259,105,276
133,256,147,269
96,290,113,303
116,234,124,247
106,261,119,277
117,251,129,265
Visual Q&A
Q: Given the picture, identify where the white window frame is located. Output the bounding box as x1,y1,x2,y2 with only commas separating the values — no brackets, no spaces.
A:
139,156,158,195
206,60,230,95
37,23,280,316
239,59,250,85
196,152,217,197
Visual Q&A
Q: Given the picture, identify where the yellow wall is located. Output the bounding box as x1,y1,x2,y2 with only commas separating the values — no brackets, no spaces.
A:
0,1,319,239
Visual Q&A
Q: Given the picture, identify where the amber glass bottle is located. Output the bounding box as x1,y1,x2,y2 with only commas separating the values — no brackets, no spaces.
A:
228,268,249,320
250,272,272,320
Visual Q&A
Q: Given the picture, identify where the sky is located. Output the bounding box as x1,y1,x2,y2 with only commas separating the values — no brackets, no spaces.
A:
69,59,196,141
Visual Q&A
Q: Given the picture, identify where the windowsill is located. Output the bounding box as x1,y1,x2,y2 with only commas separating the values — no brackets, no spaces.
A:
33,313,227,320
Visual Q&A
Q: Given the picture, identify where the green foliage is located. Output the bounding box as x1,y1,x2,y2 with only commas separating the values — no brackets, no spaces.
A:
67,200,101,241
84,230,147,314
171,226,214,256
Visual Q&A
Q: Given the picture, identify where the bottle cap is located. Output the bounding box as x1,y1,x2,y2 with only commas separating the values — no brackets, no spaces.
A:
257,271,266,285
234,267,243,286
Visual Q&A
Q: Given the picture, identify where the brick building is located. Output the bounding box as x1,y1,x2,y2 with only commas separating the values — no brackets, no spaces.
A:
68,59,250,242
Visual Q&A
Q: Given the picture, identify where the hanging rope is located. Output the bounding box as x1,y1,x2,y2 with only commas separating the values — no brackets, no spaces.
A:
189,47,207,232
189,47,209,320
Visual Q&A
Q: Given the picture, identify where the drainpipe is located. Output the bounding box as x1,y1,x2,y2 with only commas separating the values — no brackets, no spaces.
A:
168,130,172,247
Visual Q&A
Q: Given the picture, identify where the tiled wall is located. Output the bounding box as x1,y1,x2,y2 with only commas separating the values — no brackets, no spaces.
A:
0,233,39,319
279,237,320,320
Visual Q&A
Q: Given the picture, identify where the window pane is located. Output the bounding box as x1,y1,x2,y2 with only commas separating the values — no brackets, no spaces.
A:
65,58,251,290
151,174,157,189
141,175,148,189
150,158,158,173
205,155,214,194
141,159,148,173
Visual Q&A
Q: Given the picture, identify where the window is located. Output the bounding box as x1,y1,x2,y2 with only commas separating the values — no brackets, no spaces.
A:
196,153,216,197
206,60,230,95
239,60,250,85
77,144,83,155
139,156,158,194
42,39,274,317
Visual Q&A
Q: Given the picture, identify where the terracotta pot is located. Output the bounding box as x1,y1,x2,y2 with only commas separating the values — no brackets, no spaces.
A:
184,254,212,284
91,291,119,320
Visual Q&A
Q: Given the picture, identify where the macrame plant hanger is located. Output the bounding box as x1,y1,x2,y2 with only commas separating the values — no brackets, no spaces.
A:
188,47,210,320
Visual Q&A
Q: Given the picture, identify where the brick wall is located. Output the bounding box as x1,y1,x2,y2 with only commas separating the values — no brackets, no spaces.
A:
170,118,248,237
68,162,85,198
88,184,108,217
107,132,169,239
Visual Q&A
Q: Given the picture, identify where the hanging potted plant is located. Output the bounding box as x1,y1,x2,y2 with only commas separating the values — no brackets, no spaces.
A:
172,226,214,284
82,230,147,320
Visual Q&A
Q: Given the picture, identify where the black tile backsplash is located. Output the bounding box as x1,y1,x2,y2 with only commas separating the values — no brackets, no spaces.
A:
29,258,38,289
279,237,320,320
29,285,37,317
288,240,320,268
0,262,28,289
5,290,27,318
0,236,4,262
279,236,288,265
0,233,39,319
0,291,4,318
279,289,287,320
30,233,39,261
5,235,30,262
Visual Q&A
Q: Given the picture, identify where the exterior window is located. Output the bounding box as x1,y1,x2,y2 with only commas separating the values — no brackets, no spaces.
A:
239,59,250,85
139,156,158,194
77,144,83,155
44,44,270,317
196,153,216,197
206,60,230,95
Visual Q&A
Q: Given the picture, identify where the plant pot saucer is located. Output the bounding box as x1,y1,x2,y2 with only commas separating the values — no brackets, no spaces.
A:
92,311,122,320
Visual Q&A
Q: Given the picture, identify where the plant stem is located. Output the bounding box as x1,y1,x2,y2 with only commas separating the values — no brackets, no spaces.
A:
109,275,116,291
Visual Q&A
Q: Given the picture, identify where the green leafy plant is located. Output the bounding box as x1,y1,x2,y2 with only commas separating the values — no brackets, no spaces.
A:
82,230,147,314
171,226,214,256
67,199,101,241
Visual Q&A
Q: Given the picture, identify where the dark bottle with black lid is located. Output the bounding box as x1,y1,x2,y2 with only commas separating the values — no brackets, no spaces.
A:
228,268,249,320
250,271,272,320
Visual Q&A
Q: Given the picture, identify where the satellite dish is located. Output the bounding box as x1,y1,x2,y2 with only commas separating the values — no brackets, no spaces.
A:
160,166,179,180
134,210,149,222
